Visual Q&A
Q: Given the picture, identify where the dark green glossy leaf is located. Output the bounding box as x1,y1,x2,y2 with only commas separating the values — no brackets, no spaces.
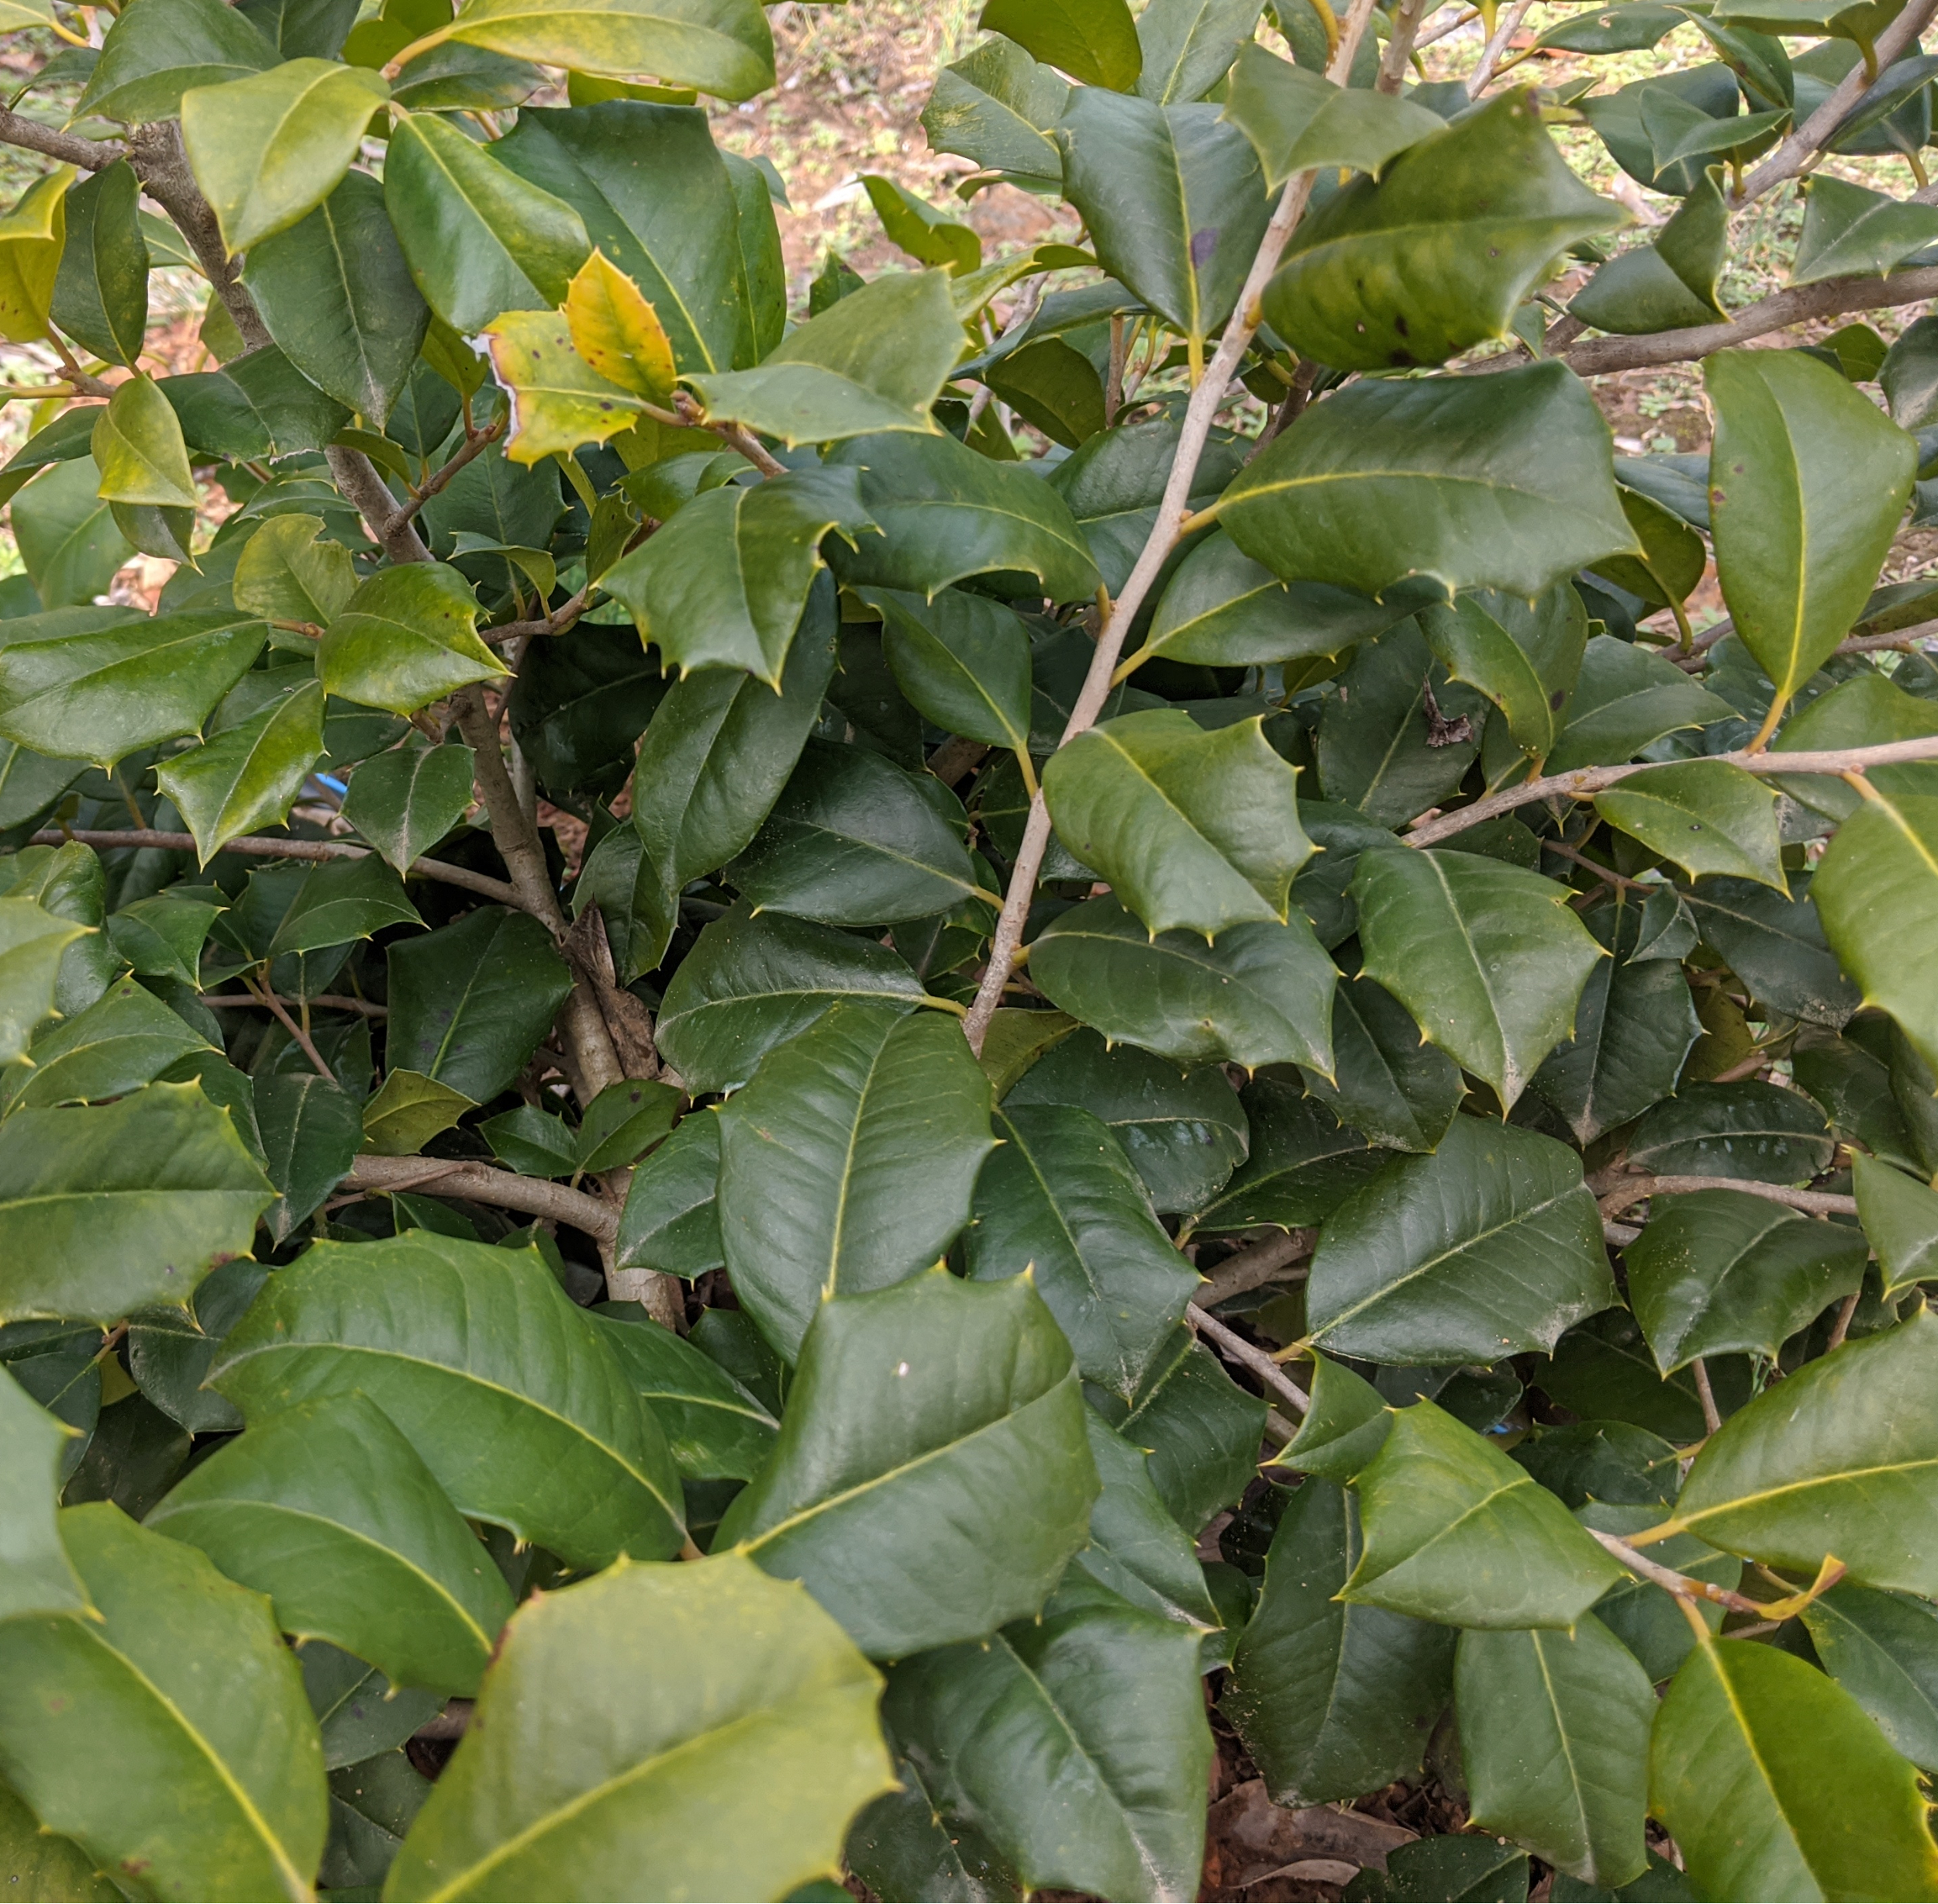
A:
866,586,1034,754
1029,895,1336,1072
718,1270,1098,1657
1271,1350,1390,1483
828,429,1102,604
1306,1116,1613,1364
1221,362,1637,603
1802,1582,1938,1772
655,904,931,1096
981,0,1141,91
0,1364,88,1619
594,1302,778,1481
1057,90,1268,352
1456,1617,1653,1888
1221,44,1441,186
884,1578,1211,1903
1596,761,1784,887
387,906,572,1105
616,1112,723,1278
1304,971,1465,1153
1044,709,1309,938
966,1104,1195,1399
1074,1409,1219,1625
1352,847,1605,1109
211,1232,686,1569
1006,1025,1247,1215
1706,347,1916,709
340,738,475,877
1186,1076,1382,1235
50,163,146,369
1682,872,1861,1028
1853,1152,1938,1296
922,36,1068,185
243,171,429,429
253,1070,360,1244
0,610,266,767
1102,1323,1267,1532
1223,1476,1455,1806
76,0,278,125
716,1000,992,1360
1627,1080,1833,1185
302,1644,441,1772
1348,1401,1626,1627
160,347,353,460
2,977,208,1113
267,854,422,958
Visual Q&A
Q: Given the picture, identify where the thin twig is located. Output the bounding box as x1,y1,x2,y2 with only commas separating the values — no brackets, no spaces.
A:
1378,0,1433,91
1690,1357,1724,1437
960,0,1385,1053
1598,1174,1860,1219
28,829,519,908
484,586,592,647
1735,0,1938,204
1585,1526,1770,1616
202,992,388,1018
242,973,334,1081
1403,733,1938,847
344,1154,619,1242
1826,1288,1864,1352
388,420,505,533
1188,1304,1312,1416
0,106,122,171
1467,0,1536,95
1193,1228,1316,1303
29,828,517,907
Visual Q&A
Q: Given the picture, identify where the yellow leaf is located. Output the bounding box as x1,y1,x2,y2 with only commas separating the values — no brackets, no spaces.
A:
563,249,676,406
478,307,645,465
0,166,72,344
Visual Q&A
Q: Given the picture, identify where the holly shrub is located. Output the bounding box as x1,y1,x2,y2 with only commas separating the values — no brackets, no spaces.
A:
2,0,1938,1895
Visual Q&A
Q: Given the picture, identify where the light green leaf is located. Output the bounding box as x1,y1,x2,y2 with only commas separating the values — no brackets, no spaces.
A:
478,306,648,464
1220,360,1638,603
981,0,1140,90
387,1554,888,1897
1029,895,1336,1072
0,899,90,1067
1651,1632,1938,1902
1705,347,1916,712
719,1270,1098,1657
1265,91,1624,371
603,466,869,685
1,977,209,1115
0,609,267,767
1347,1401,1627,1627
1792,172,1938,285
233,513,358,627
883,1578,1210,1904
863,174,981,274
1223,1475,1454,1806
921,36,1068,185
716,1001,993,1361
0,1365,89,1620
319,563,502,717
1305,1116,1615,1365
150,1392,515,1697
91,375,198,513
384,109,591,333
182,59,390,257
1595,759,1785,888
1456,1617,1654,1888
1853,1151,1938,1297
1813,787,1938,1073
1572,167,1729,336
0,1505,325,1902
211,1232,686,1570
0,167,70,344
687,270,964,446
966,1104,1197,1399
1056,90,1267,355
360,1068,475,1157
0,1082,272,1325
0,1777,119,1903
1221,45,1451,185
1351,846,1605,1109
435,0,776,100
1645,1310,1938,1592
1043,709,1310,939
156,679,326,864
